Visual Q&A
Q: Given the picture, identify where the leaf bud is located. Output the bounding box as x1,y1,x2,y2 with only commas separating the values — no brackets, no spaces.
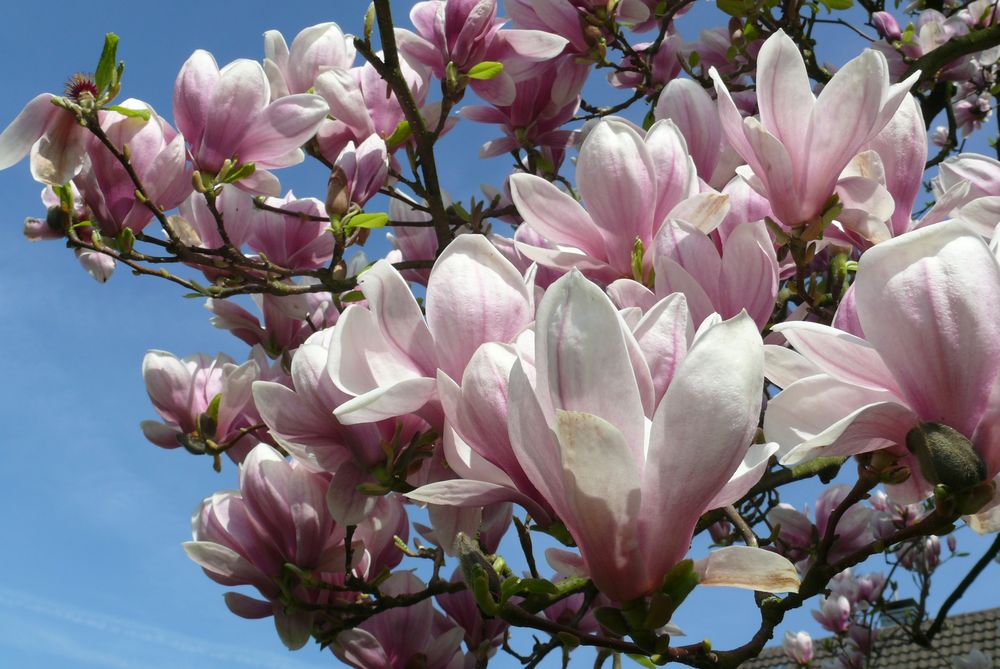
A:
906,422,987,491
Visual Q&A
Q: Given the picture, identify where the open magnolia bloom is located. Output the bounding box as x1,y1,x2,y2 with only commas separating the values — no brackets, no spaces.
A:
509,116,729,282
711,29,919,228
765,221,1000,521
412,270,797,602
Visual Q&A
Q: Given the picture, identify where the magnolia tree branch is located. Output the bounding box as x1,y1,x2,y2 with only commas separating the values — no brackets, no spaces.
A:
920,532,1000,643
354,0,454,252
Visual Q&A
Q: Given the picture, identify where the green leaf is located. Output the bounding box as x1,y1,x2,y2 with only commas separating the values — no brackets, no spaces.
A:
95,33,120,93
206,394,222,422
346,212,389,230
221,162,256,184
104,105,150,121
627,655,658,668
819,0,853,9
116,228,136,255
467,61,504,80
385,120,412,150
339,290,365,303
659,559,698,609
532,520,575,546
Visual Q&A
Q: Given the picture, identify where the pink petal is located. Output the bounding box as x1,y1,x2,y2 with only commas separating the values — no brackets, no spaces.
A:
0,93,57,171
239,94,329,167
509,173,605,256
779,401,917,466
855,221,1000,435
755,30,814,150
694,546,800,593
535,271,646,459
554,410,643,601
643,313,763,534
576,119,657,269
774,321,902,393
426,235,532,380
172,50,220,144
655,79,722,180
199,59,268,169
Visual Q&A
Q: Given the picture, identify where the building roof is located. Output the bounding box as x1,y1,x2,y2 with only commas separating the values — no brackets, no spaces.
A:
738,608,1000,668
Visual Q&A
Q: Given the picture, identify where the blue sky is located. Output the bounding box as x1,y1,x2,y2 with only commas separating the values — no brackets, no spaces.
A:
0,2,996,668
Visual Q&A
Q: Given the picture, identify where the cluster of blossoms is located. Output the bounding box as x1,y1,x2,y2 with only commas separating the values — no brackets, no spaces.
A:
871,5,1000,141
6,0,1000,665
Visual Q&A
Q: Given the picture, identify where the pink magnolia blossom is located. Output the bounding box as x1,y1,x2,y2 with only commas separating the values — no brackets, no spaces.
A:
605,218,779,330
327,234,533,427
251,328,428,513
0,92,89,185
173,50,329,193
184,444,353,649
333,572,466,669
435,569,507,662
813,594,852,633
414,269,794,601
246,190,334,270
607,34,684,94
263,22,356,99
314,58,431,160
509,117,730,281
74,100,191,235
504,0,598,58
331,134,390,210
460,54,585,165
764,221,1000,506
206,288,339,356
395,0,567,106
654,78,725,185
176,186,254,259
712,30,918,227
863,94,926,237
140,350,269,462
783,630,814,665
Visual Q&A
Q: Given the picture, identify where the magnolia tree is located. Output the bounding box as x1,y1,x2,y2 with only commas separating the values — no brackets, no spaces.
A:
4,0,1000,667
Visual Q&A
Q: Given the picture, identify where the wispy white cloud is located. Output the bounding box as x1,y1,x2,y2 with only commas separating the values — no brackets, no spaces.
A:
0,586,326,669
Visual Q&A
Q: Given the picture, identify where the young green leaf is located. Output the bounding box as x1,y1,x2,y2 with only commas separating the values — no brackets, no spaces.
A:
95,33,120,93
467,61,504,80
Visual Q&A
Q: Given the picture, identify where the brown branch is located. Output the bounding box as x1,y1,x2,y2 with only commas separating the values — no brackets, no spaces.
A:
920,532,1000,643
354,0,453,252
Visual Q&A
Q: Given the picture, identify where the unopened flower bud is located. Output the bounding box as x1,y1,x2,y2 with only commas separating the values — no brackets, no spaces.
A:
906,422,987,492
325,166,351,219
948,535,958,552
872,11,902,41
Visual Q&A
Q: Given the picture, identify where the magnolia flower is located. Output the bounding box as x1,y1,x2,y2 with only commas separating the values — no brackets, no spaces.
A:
712,30,918,227
263,22,356,99
765,221,1000,508
783,630,814,665
184,445,353,649
74,100,191,235
509,117,729,281
333,572,466,668
246,190,334,270
173,50,329,194
414,269,795,601
395,0,567,105
813,594,852,633
607,218,779,330
327,234,533,427
140,350,274,462
460,54,585,165
314,58,431,160
0,91,89,185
